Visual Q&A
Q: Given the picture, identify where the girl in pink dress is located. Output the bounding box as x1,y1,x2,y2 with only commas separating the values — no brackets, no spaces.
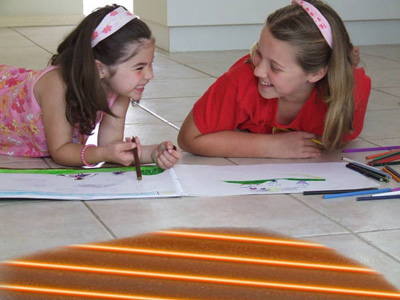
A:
0,5,180,169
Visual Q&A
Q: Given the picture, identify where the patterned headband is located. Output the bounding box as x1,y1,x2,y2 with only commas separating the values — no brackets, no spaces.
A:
292,0,333,48
91,7,138,48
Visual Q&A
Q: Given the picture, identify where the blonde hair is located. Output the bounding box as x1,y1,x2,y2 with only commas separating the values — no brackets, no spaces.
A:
252,0,355,150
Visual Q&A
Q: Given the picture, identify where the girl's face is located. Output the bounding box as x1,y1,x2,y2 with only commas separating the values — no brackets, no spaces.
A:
253,27,318,103
103,40,155,101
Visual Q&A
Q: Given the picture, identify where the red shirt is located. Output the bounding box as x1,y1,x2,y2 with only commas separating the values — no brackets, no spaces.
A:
193,55,371,141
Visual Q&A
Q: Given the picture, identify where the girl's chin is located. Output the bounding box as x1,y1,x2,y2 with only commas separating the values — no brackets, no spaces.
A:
258,86,279,99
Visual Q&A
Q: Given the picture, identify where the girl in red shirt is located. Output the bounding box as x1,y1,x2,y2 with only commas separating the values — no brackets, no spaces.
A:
178,0,371,159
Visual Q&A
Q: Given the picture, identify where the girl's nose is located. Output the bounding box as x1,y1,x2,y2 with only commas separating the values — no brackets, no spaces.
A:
253,61,268,79
145,67,154,81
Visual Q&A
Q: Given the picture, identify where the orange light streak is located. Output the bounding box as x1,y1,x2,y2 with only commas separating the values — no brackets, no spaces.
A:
0,284,178,300
4,260,400,298
156,230,327,248
70,244,375,274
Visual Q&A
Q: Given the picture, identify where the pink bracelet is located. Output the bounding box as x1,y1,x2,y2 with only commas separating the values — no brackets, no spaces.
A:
80,144,96,167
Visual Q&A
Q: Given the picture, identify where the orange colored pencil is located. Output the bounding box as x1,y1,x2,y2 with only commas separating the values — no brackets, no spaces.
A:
366,150,397,160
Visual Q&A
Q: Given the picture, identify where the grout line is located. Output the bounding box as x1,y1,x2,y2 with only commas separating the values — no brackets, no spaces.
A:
373,87,400,99
292,195,400,265
11,27,55,55
82,202,117,239
155,50,219,79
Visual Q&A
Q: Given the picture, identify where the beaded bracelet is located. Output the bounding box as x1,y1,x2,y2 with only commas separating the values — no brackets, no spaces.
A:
80,144,96,167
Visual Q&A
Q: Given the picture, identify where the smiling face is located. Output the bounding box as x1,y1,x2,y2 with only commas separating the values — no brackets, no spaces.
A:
252,27,320,103
101,40,155,101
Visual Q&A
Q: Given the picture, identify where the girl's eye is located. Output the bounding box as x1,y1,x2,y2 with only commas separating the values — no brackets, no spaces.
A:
271,65,281,72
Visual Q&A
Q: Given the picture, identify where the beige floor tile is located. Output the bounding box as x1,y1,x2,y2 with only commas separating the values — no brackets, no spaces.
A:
0,46,51,69
0,201,112,261
134,97,197,124
186,62,237,78
376,87,400,98
360,54,400,71
360,45,400,62
294,192,400,232
142,78,215,99
361,109,400,139
13,26,74,53
124,123,179,146
367,89,400,111
308,233,400,289
125,102,167,124
368,68,400,88
153,62,209,80
87,194,347,239
0,28,35,48
164,49,249,65
365,137,400,147
360,230,400,261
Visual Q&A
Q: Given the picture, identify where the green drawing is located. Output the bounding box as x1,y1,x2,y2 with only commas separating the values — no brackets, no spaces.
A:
224,177,325,185
0,165,164,176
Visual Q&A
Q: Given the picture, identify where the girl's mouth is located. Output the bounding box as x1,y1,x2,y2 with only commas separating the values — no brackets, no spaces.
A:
260,80,273,87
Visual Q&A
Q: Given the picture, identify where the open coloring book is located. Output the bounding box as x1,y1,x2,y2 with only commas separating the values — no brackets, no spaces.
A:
0,166,183,200
0,162,380,200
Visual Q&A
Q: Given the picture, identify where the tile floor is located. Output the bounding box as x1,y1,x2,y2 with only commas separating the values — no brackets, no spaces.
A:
1,26,400,289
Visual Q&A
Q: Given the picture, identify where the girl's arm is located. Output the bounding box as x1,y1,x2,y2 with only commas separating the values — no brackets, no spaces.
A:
178,111,321,159
36,70,134,166
99,97,181,169
97,95,130,146
140,142,181,169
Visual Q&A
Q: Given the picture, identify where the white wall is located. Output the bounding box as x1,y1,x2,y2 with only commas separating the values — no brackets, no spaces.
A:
83,0,134,15
0,0,83,27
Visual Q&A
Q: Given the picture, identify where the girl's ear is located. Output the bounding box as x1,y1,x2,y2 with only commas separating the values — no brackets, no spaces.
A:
95,59,108,79
307,66,328,83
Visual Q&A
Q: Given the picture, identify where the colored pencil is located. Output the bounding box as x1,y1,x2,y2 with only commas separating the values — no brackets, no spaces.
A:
345,163,389,182
342,157,390,179
366,150,400,162
384,165,400,178
342,145,400,153
272,127,322,146
131,137,142,181
368,161,400,167
365,150,396,160
371,190,400,197
303,188,378,195
382,166,400,183
323,188,392,199
368,153,400,165
357,194,400,201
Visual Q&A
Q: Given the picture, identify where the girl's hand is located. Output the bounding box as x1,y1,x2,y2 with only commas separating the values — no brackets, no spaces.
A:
268,131,322,158
151,141,181,169
103,138,140,166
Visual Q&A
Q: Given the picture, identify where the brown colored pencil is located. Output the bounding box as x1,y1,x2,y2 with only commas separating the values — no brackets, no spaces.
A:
131,137,142,181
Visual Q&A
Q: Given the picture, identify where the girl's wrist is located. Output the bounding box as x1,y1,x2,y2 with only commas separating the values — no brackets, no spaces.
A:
80,144,97,167
150,148,157,164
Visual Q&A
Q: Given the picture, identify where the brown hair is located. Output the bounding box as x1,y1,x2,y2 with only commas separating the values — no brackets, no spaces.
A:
255,0,355,150
50,5,153,136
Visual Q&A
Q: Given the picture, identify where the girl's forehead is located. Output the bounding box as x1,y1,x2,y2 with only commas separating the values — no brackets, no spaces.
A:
258,28,298,63
121,39,155,60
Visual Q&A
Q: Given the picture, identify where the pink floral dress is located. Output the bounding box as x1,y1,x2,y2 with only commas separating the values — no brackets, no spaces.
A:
0,65,116,157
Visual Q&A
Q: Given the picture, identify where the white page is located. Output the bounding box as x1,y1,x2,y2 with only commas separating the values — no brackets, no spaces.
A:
174,162,381,197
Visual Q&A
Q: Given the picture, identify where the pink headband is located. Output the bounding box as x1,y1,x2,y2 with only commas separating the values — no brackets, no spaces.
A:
91,7,138,48
292,0,333,48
